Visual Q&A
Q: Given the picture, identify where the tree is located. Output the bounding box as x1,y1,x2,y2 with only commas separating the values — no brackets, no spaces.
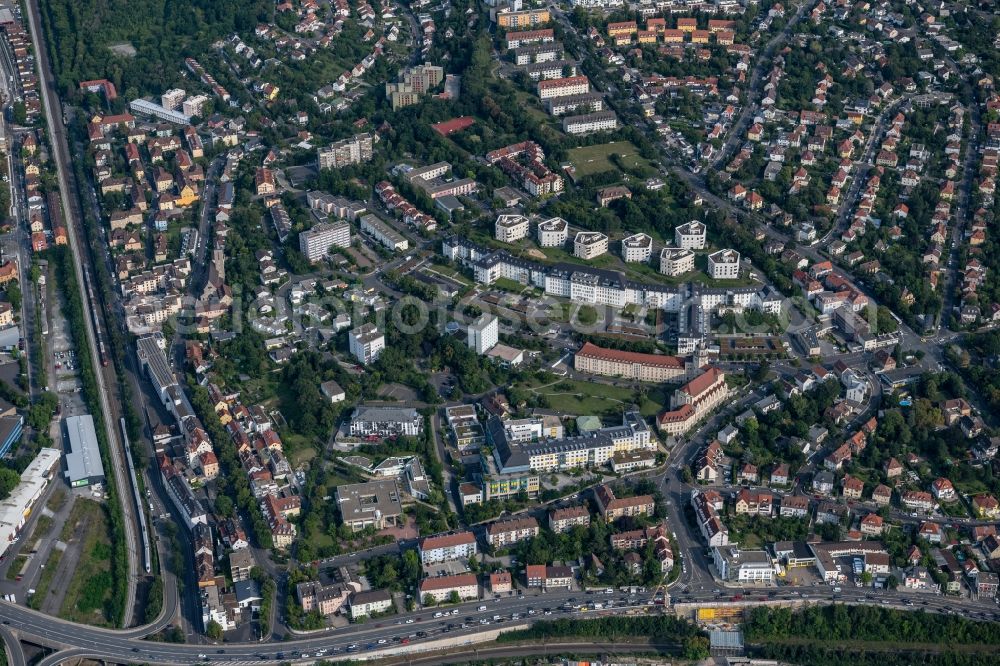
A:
206,620,224,641
0,467,19,500
683,634,710,659
214,495,234,518
422,594,436,607
5,282,20,312
448,590,461,604
886,574,899,590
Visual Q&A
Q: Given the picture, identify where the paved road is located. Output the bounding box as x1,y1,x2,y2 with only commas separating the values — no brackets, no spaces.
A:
24,0,141,625
937,60,982,331
710,0,816,170
0,590,642,664
819,95,910,245
0,624,26,666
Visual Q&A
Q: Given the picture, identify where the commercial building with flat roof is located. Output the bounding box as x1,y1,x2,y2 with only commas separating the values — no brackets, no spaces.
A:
0,448,61,558
129,98,192,125
64,415,106,487
335,479,403,532
349,403,422,438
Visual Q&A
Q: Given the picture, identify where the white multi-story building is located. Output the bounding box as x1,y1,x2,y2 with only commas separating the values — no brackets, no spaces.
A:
713,546,775,583
468,314,498,355
620,232,653,262
707,249,741,279
418,574,480,603
348,323,385,365
562,111,618,135
299,221,351,262
674,221,707,250
537,76,590,100
419,532,477,564
442,237,778,315
182,94,210,118
317,133,376,169
349,404,422,438
660,247,695,276
360,214,408,252
161,88,187,110
536,217,568,247
495,214,530,243
573,231,608,259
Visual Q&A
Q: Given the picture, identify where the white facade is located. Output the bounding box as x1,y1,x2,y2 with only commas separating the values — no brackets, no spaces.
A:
161,88,187,110
707,249,741,279
573,231,608,259
348,323,385,365
660,247,695,276
182,94,210,118
495,214,530,243
419,534,477,564
536,217,568,247
360,215,408,252
562,111,618,135
468,314,499,355
674,221,707,250
620,233,653,262
299,221,351,262
713,546,775,583
537,77,590,100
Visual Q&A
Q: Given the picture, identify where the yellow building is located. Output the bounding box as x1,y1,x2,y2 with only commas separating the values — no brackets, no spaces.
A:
176,184,199,207
497,8,549,28
607,21,637,37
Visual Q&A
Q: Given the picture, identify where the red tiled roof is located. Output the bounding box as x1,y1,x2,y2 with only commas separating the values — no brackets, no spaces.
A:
419,574,478,591
420,531,476,550
679,367,724,398
576,342,684,368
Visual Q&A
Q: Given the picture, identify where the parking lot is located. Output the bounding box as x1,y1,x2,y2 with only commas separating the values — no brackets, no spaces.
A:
45,274,86,420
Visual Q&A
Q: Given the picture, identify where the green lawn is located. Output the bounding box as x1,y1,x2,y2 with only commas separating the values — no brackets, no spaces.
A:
494,277,528,293
567,142,652,178
540,245,619,270
525,379,656,420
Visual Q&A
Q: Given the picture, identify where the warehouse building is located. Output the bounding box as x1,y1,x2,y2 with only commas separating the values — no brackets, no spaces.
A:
64,414,106,488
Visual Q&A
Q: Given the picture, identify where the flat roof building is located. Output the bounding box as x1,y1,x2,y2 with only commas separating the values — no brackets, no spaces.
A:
0,448,61,559
299,221,351,263
129,98,192,125
336,479,403,532
64,415,106,488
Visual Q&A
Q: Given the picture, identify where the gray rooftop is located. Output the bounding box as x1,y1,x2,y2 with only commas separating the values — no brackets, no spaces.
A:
64,415,105,484
335,479,403,522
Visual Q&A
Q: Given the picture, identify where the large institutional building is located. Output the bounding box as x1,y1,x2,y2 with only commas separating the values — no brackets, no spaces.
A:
487,409,653,474
657,367,730,435
574,342,688,383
